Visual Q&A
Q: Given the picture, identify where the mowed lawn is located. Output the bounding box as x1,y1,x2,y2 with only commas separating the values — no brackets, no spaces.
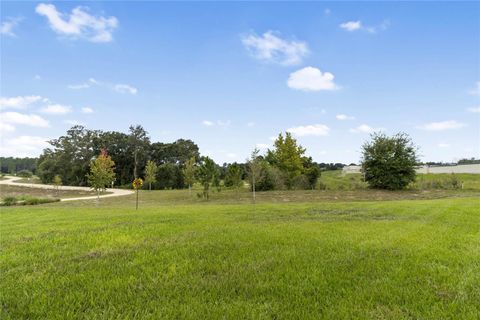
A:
1,196,480,319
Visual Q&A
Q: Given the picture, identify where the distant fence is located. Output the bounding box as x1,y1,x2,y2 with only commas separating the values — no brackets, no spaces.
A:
343,164,480,174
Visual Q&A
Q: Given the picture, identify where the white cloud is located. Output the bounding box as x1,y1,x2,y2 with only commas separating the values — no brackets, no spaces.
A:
226,153,237,158
41,104,72,115
202,120,214,127
287,67,339,91
1,17,22,37
0,95,43,109
287,124,330,137
0,136,50,157
340,21,362,31
35,3,118,43
0,112,49,127
68,78,137,95
81,107,94,114
349,124,384,134
418,120,466,131
336,114,355,120
114,84,138,95
340,20,389,33
34,74,42,80
0,122,15,133
241,30,309,66
437,143,450,148
467,106,480,113
324,9,331,16
469,81,480,96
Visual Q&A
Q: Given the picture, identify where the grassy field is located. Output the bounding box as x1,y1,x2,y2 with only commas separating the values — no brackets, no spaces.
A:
1,189,479,319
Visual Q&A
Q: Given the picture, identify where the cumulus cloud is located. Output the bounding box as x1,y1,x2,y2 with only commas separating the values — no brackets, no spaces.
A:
467,106,480,113
287,67,339,91
81,107,94,114
114,84,138,95
287,124,330,137
469,82,480,95
0,17,22,37
202,120,231,127
35,3,118,43
336,114,355,120
0,136,50,157
0,112,49,127
418,120,466,131
349,124,384,134
241,30,309,66
41,104,72,115
202,120,214,127
0,95,43,109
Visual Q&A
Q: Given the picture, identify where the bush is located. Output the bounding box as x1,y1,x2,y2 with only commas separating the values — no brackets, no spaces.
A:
361,132,418,190
1,196,60,206
2,196,18,206
17,170,33,178
291,175,310,190
256,165,285,191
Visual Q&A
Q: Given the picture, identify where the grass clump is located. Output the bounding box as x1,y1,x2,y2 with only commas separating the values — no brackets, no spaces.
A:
1,195,60,206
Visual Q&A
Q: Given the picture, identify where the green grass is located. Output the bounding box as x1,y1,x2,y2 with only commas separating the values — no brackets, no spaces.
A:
1,194,479,319
413,173,480,190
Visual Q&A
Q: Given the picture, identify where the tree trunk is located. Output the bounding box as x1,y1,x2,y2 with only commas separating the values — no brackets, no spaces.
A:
149,182,151,191
189,184,191,196
252,174,256,204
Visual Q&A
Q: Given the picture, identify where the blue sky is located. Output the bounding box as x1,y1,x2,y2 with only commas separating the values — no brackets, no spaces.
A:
1,1,479,164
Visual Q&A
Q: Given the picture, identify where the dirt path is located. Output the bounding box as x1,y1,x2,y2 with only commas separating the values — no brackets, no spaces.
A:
0,176,134,201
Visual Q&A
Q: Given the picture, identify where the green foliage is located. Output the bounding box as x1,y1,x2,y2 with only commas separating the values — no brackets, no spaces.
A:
156,163,184,189
0,157,37,174
196,157,218,200
412,173,463,190
87,150,116,195
183,157,196,191
17,170,33,178
256,163,285,191
2,196,17,206
144,160,158,190
268,132,306,188
224,163,243,188
53,175,62,187
361,132,418,190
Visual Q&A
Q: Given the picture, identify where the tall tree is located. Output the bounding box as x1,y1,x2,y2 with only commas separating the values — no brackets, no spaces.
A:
183,156,196,195
144,160,158,190
225,163,243,190
87,150,116,199
268,132,306,188
247,148,263,204
361,132,418,190
129,125,150,179
196,157,218,200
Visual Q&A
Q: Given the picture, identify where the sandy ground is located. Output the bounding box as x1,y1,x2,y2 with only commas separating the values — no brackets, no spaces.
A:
0,176,133,201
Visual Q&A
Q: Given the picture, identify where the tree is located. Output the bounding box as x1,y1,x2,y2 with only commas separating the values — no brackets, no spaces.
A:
268,132,306,188
225,163,243,190
144,160,158,190
183,156,196,195
247,148,263,204
196,157,218,200
53,175,62,196
87,150,116,199
361,132,418,190
129,125,150,179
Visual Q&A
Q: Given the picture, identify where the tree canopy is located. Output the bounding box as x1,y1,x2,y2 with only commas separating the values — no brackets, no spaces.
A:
361,132,418,190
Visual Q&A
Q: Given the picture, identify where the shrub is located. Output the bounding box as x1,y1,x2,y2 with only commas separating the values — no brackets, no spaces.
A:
291,175,310,190
2,197,18,206
17,170,33,178
361,132,418,190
